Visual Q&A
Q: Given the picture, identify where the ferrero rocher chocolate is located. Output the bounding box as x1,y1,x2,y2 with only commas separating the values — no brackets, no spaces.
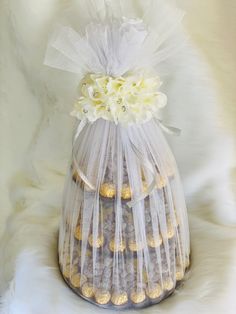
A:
71,273,87,288
62,264,77,279
163,278,174,291
100,183,116,198
111,291,128,306
81,283,95,298
88,234,104,248
161,220,175,240
147,234,163,248
167,224,175,239
146,284,162,299
176,270,184,281
94,289,111,305
128,240,144,252
109,238,126,252
121,184,132,200
130,289,146,304
62,267,70,279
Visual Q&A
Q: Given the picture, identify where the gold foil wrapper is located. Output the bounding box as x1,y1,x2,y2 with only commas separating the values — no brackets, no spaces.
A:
176,270,184,281
95,290,111,305
88,234,104,248
147,234,163,248
146,284,162,299
121,184,132,200
111,291,128,306
100,183,116,198
71,273,87,288
62,264,77,279
130,289,146,304
128,240,144,252
109,238,126,252
81,283,95,298
163,278,174,291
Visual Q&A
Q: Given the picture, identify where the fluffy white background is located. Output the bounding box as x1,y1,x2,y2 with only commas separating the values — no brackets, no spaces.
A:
0,1,236,314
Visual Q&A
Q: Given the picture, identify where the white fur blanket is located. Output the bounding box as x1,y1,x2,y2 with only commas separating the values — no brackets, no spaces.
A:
0,1,236,314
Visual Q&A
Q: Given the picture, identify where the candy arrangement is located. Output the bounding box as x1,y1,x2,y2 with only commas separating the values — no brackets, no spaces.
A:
45,1,191,309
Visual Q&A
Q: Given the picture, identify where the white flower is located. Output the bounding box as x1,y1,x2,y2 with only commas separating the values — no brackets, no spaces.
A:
71,73,167,125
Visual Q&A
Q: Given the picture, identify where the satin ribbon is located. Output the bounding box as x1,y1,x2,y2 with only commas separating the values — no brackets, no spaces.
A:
157,119,181,136
72,119,181,203
126,139,157,208
72,119,96,191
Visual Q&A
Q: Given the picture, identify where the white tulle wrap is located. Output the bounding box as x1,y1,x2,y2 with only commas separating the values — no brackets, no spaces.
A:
45,0,190,309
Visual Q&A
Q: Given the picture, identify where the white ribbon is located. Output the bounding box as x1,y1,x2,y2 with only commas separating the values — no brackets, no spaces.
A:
157,119,181,136
73,119,88,143
127,139,157,208
72,119,96,191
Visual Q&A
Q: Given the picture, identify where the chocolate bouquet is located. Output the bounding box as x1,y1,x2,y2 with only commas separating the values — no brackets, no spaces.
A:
45,0,190,309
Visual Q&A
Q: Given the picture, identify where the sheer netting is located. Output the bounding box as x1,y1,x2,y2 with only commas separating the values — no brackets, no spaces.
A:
59,118,190,309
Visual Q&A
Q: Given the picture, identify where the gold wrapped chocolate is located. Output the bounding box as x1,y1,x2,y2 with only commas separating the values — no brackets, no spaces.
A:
81,283,95,298
161,221,175,240
88,234,104,248
130,289,146,304
111,291,128,306
167,226,175,239
100,183,116,198
163,278,174,291
146,284,162,299
121,184,132,200
62,264,77,279
147,234,163,248
128,239,144,252
109,238,126,252
71,273,87,288
94,290,111,305
176,270,184,281
100,182,150,201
